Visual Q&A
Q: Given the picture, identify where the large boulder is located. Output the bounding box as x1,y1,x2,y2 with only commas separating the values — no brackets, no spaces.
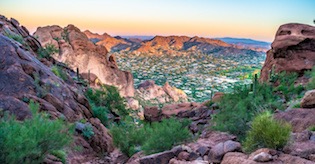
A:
274,108,315,132
260,23,315,82
301,89,315,108
34,25,135,97
221,152,315,164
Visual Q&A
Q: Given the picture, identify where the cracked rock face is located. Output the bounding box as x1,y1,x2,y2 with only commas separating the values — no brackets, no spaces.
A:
260,23,315,82
34,25,135,97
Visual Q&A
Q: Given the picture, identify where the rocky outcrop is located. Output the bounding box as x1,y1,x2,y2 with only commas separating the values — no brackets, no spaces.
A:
137,80,187,104
274,108,315,132
260,23,315,81
34,25,135,97
0,15,41,52
284,130,315,161
221,152,314,164
0,15,114,163
301,89,315,108
128,131,239,164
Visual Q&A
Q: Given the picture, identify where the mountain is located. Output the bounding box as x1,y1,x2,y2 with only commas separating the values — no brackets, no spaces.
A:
85,33,264,56
120,35,154,41
84,30,141,52
216,37,271,52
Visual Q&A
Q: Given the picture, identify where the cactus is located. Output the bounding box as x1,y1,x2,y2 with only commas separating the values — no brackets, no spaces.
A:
76,67,80,80
253,74,258,96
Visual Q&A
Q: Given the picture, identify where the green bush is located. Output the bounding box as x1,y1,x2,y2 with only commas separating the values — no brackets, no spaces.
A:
141,118,191,155
82,124,94,139
4,31,24,44
51,150,67,164
306,66,315,90
308,125,315,131
85,85,128,126
37,43,59,59
51,65,68,81
110,117,191,157
243,111,291,152
90,103,109,126
273,72,304,101
0,101,73,164
212,83,281,140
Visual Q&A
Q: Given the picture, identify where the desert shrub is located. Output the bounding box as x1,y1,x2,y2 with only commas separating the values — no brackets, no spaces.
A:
82,124,94,139
110,117,191,157
4,31,24,44
243,111,291,152
51,65,68,81
85,85,128,125
308,125,315,131
273,72,304,101
51,150,67,164
90,103,109,126
306,66,315,90
141,118,191,155
110,117,146,156
0,101,73,164
37,43,59,59
212,83,281,140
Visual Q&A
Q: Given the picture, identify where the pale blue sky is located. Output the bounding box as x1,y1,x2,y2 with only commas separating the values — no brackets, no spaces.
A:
0,0,314,41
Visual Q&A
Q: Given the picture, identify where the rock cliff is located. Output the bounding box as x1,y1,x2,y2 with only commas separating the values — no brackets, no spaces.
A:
260,23,315,81
34,25,135,97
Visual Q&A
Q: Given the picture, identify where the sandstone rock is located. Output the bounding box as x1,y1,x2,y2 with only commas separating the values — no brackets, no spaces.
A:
144,106,161,122
178,151,190,161
139,150,175,164
260,23,315,82
284,139,315,159
277,153,315,164
309,154,315,162
252,152,273,162
127,97,140,110
34,25,135,97
126,151,144,164
221,152,251,164
137,80,187,104
88,118,114,153
301,90,315,108
169,158,209,164
274,108,315,132
208,140,241,163
197,146,210,156
0,16,115,162
211,92,224,102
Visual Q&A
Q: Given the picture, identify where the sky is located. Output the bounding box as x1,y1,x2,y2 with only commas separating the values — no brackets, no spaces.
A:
0,0,314,42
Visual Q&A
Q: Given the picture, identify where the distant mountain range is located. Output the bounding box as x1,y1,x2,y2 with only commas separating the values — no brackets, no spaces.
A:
215,37,271,52
84,31,269,56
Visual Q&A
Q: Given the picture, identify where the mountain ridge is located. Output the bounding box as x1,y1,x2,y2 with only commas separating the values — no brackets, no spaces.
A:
84,31,267,55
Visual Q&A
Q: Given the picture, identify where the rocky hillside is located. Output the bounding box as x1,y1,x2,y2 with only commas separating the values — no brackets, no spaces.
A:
84,32,265,56
33,25,136,97
0,15,114,163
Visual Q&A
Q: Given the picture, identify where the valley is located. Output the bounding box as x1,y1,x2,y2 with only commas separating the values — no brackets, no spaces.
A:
114,52,265,102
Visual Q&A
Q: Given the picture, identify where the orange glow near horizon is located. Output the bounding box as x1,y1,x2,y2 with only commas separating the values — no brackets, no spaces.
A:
1,0,314,42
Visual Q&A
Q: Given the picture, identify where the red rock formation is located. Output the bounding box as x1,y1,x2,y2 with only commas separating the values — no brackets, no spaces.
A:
34,25,135,97
84,30,132,52
260,23,315,81
0,15,114,162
